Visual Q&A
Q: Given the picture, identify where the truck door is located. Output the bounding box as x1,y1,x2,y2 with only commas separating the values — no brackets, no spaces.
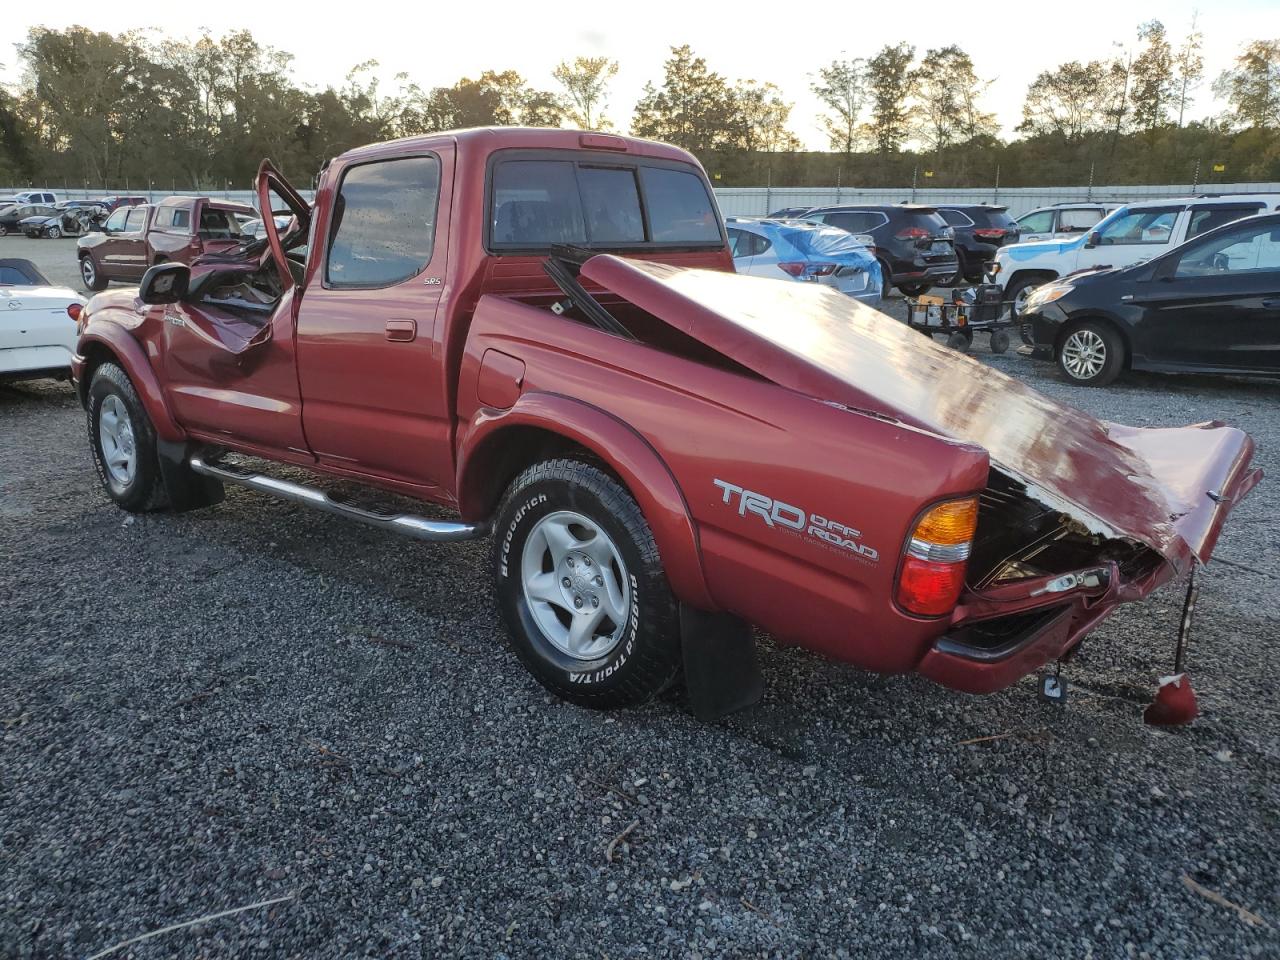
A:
294,148,455,493
101,205,151,279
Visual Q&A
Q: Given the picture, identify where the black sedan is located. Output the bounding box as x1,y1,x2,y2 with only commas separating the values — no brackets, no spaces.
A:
1022,212,1280,385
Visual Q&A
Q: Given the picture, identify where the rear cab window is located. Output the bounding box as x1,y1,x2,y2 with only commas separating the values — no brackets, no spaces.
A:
1187,204,1264,239
487,151,724,252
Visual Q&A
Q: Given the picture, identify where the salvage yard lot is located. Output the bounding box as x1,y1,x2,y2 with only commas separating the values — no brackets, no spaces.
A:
2,235,1278,958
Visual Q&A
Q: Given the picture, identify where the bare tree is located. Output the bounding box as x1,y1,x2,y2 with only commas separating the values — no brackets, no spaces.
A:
552,57,618,130
810,59,864,157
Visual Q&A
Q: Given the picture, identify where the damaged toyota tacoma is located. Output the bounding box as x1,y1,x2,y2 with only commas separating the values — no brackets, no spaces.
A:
70,129,1261,719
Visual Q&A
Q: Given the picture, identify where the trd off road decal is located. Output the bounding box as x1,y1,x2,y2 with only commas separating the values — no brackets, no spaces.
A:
713,479,879,563
500,493,547,578
569,573,639,684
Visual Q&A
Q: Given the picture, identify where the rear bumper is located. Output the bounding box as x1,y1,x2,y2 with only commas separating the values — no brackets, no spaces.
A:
917,601,1115,694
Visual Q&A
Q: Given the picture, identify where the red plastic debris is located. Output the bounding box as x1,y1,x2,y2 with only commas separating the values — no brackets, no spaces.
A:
1143,673,1199,726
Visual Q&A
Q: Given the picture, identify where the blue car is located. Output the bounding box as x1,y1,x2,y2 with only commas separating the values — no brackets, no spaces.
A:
725,217,882,306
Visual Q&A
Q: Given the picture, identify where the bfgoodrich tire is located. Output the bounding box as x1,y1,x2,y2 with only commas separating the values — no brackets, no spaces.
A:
492,458,682,709
87,362,168,512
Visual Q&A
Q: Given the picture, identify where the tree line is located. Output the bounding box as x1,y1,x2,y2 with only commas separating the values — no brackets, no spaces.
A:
1,23,1277,190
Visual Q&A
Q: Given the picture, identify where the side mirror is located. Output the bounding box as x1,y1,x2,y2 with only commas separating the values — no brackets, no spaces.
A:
139,262,190,305
1084,231,1101,248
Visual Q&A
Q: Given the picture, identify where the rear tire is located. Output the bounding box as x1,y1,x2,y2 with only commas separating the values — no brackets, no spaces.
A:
492,458,682,709
1057,320,1125,387
898,282,930,297
87,362,168,512
45,225,62,239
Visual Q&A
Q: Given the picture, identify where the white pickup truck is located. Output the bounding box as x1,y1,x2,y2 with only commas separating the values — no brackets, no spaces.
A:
996,194,1280,323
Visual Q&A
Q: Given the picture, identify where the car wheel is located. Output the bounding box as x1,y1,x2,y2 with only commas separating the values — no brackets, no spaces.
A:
80,256,108,291
493,457,682,709
87,362,168,512
877,260,892,299
45,225,61,239
1058,321,1124,387
0,224,7,237
898,282,931,297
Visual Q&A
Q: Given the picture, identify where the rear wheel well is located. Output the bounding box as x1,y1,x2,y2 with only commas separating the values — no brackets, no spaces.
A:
1055,315,1132,369
463,426,610,520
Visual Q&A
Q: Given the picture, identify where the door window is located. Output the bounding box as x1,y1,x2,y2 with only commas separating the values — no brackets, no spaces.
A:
326,155,441,288
1016,210,1054,234
1058,208,1105,232
1187,205,1263,239
1095,208,1179,245
1174,221,1280,278
124,207,148,232
104,208,129,232
823,211,886,233
729,231,769,257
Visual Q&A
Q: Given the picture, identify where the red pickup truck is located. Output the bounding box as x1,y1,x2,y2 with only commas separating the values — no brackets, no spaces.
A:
70,128,1259,718
77,195,256,291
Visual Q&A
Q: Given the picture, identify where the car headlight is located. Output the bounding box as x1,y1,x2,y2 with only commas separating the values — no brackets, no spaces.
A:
1026,284,1072,307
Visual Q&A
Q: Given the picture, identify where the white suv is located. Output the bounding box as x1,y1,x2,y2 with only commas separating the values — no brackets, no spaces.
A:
996,194,1280,322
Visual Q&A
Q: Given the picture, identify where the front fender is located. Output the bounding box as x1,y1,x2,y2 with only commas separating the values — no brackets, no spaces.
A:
76,319,186,443
456,392,715,610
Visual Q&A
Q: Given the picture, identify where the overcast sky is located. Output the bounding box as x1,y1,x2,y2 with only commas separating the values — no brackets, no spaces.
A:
0,0,1271,150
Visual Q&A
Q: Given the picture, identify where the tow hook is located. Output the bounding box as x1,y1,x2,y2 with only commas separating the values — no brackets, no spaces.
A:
1029,567,1110,597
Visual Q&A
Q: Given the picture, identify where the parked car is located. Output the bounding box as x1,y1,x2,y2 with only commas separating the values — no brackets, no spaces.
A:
77,195,256,290
0,191,58,206
0,258,86,383
69,129,1258,721
725,216,882,306
766,206,814,218
100,195,147,212
936,204,1020,282
1015,202,1122,243
802,204,959,296
24,200,110,239
239,215,293,240
0,203,57,237
1021,211,1280,386
994,194,1280,327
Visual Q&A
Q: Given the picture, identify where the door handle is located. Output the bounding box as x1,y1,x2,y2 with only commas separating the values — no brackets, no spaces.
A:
385,319,417,342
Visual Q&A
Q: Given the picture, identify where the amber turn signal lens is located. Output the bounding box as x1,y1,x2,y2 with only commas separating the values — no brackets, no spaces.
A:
912,497,979,547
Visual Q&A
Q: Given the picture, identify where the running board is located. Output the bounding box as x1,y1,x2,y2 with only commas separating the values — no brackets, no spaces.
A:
188,456,487,543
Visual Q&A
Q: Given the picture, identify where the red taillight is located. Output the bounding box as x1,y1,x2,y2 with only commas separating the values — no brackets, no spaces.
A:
895,226,930,240
66,303,82,322
898,558,968,617
973,228,1007,240
778,262,807,277
897,497,979,617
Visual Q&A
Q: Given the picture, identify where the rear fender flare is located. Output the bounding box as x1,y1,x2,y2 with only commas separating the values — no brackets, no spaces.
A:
78,321,186,443
456,392,715,610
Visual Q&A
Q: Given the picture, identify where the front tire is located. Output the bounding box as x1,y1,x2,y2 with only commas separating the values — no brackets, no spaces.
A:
1058,320,1125,387
87,363,168,512
492,458,682,709
0,224,7,237
45,225,62,239
80,256,108,291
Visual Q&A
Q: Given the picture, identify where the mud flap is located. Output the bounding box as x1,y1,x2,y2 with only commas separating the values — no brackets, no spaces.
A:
680,603,763,721
157,439,225,512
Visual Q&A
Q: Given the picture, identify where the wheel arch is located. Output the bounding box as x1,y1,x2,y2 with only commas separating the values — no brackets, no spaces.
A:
77,323,186,442
457,393,715,609
1006,267,1059,293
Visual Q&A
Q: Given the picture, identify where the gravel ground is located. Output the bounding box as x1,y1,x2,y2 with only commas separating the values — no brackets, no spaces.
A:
2,234,1278,958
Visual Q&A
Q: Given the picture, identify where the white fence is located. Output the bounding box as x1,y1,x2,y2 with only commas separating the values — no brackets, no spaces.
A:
713,183,1280,219
8,182,1280,221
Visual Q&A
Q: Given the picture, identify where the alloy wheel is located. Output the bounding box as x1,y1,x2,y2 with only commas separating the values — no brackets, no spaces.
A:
98,394,138,490
81,258,96,287
521,510,630,661
1061,329,1107,380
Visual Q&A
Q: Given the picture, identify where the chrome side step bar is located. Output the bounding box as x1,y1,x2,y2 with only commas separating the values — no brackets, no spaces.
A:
189,456,487,543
